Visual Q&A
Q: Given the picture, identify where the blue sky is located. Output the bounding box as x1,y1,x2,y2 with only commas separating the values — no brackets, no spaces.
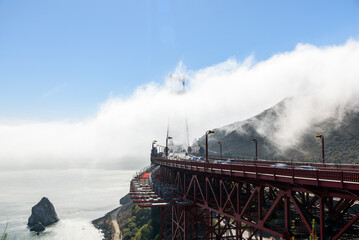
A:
1,0,359,120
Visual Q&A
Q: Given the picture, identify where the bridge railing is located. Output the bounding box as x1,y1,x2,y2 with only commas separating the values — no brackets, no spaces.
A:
198,156,359,171
151,157,359,191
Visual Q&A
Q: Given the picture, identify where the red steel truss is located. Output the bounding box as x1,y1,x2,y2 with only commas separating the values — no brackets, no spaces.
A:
159,204,254,239
130,158,359,239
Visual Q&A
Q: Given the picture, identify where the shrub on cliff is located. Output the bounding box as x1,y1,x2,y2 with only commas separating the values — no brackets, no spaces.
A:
121,204,159,240
134,223,152,240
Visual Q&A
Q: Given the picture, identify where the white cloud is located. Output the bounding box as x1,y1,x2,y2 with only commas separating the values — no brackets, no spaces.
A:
1,39,359,169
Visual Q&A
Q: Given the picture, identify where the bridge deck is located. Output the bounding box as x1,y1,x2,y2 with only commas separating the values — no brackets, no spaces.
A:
152,157,359,192
127,157,359,239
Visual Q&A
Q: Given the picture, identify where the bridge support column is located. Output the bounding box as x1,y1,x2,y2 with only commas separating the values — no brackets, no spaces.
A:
284,193,290,239
160,206,172,240
320,197,325,240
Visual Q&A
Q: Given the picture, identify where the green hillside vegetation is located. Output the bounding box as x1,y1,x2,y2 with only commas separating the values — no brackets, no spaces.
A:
196,99,359,164
291,110,359,164
120,204,160,240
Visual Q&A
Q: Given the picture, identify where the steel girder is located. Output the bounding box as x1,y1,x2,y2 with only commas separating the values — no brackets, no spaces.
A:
160,204,256,240
156,165,359,239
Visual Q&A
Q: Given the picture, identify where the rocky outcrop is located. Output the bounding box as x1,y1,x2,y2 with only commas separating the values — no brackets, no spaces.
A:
92,210,115,240
93,193,133,240
28,197,59,229
29,222,45,232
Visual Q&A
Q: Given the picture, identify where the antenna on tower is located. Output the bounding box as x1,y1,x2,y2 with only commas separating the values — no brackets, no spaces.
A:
169,73,191,153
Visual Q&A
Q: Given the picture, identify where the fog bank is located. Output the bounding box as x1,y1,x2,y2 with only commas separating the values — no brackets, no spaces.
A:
1,39,359,169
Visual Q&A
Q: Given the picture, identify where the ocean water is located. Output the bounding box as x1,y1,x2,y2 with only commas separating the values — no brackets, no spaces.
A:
0,169,135,240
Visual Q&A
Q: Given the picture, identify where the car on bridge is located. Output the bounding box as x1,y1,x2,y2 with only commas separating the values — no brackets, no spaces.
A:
213,160,224,164
270,163,289,168
295,165,317,170
223,159,235,164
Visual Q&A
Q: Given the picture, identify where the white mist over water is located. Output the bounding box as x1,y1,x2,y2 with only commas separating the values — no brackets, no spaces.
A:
0,169,135,239
1,40,359,169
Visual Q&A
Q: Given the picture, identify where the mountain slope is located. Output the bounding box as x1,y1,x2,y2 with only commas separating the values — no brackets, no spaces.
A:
196,98,359,163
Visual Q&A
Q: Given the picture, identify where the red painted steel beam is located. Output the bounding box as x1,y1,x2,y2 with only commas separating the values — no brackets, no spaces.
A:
184,174,195,200
319,197,325,240
159,167,287,238
262,191,284,223
150,159,359,239
195,200,285,238
284,194,290,236
333,211,359,240
239,187,257,219
289,193,312,234
194,175,206,204
327,191,359,201
206,177,220,209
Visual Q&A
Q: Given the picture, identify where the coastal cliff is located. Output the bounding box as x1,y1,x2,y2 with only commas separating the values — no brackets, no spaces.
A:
92,194,133,240
93,193,160,240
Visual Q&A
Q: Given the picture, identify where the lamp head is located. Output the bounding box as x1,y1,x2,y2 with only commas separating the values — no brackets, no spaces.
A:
207,130,215,135
316,135,323,139
168,136,173,140
251,139,256,143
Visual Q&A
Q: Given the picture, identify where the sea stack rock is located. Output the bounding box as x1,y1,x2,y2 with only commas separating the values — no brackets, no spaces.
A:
29,222,45,232
28,197,59,230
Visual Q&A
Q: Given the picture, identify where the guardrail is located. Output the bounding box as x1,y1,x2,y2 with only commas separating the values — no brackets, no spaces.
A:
178,155,359,170
152,157,359,191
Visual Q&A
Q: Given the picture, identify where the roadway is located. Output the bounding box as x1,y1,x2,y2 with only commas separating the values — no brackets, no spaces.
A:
152,157,359,192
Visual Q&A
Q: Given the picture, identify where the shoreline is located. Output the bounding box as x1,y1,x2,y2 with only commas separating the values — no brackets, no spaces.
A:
92,207,120,240
92,194,133,240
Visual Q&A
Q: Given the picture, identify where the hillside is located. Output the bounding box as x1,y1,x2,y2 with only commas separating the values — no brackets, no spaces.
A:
93,193,160,240
196,98,359,164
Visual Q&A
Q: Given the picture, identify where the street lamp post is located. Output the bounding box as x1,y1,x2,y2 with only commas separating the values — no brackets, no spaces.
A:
216,142,222,159
316,135,325,164
251,139,258,160
165,136,172,158
205,130,215,162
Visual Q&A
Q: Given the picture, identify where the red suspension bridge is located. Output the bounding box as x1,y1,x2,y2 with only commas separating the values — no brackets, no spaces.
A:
130,156,359,239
